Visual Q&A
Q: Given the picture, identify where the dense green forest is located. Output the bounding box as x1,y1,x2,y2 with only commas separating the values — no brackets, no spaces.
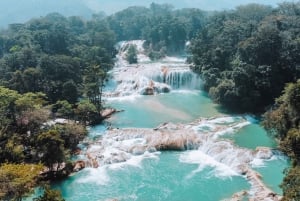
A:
190,2,300,113
263,80,300,201
106,3,207,58
0,12,116,200
0,2,300,200
189,3,300,199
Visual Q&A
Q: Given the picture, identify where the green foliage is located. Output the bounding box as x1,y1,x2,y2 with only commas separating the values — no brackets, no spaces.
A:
281,166,300,201
281,129,300,161
0,6,119,189
0,163,44,201
61,80,78,104
54,100,73,118
263,80,300,200
190,2,300,112
3,137,24,162
83,65,106,113
55,123,87,151
36,130,65,169
106,4,207,54
126,44,138,64
0,12,116,104
35,187,65,201
264,80,300,140
76,99,98,124
15,92,47,111
0,86,20,134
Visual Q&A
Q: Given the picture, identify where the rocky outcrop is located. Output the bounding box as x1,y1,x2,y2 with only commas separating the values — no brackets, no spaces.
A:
82,116,282,201
106,122,201,151
101,108,124,119
223,190,248,201
254,147,273,160
73,160,85,172
146,128,200,151
141,87,154,95
246,167,282,201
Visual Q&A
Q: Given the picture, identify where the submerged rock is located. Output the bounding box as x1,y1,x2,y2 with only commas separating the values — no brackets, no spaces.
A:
129,145,147,155
141,87,154,95
254,146,273,160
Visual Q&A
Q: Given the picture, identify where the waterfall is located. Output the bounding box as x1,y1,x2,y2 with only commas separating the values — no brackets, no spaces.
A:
149,66,202,90
105,40,202,97
164,69,201,89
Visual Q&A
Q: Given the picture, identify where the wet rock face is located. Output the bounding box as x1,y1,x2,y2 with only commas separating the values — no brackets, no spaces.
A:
73,160,85,172
81,116,281,201
254,147,273,160
141,87,154,95
129,145,149,155
160,86,171,93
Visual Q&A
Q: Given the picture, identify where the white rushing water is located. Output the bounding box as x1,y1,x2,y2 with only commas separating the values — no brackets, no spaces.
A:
49,40,288,201
105,40,202,97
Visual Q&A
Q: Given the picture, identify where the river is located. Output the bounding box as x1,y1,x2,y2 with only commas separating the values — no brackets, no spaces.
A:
51,41,288,201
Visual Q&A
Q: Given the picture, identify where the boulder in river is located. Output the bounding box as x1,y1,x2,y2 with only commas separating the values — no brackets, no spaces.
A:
141,87,154,95
73,160,85,172
254,146,273,160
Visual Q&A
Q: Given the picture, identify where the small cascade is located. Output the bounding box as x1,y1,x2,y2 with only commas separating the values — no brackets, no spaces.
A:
163,68,201,89
104,40,203,97
84,116,271,175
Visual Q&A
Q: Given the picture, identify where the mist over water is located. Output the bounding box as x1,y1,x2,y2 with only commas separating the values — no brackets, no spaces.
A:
0,0,285,28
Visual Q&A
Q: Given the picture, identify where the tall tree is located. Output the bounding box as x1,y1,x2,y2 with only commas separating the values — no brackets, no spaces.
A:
83,65,106,112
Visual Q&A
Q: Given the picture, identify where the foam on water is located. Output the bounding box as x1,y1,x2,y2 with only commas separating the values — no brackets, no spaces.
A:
104,94,142,102
208,116,239,124
109,151,160,170
251,158,266,168
180,150,239,178
77,167,110,185
105,40,202,97
162,56,186,63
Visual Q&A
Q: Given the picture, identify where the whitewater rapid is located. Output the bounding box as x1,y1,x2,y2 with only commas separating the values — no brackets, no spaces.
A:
104,40,201,97
74,40,286,201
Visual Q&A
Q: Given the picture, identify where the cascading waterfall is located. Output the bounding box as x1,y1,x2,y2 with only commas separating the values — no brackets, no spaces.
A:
164,69,201,89
51,40,288,201
104,40,202,97
81,115,283,201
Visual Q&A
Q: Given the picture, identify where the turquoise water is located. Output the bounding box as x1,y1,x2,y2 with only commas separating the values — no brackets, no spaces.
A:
43,43,289,200
42,89,289,201
52,152,250,201
254,155,289,194
226,123,277,149
106,91,223,128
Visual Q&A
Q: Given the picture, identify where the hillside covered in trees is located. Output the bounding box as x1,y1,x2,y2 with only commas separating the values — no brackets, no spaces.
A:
106,3,207,58
0,12,117,200
190,2,300,113
0,2,300,200
189,3,300,199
